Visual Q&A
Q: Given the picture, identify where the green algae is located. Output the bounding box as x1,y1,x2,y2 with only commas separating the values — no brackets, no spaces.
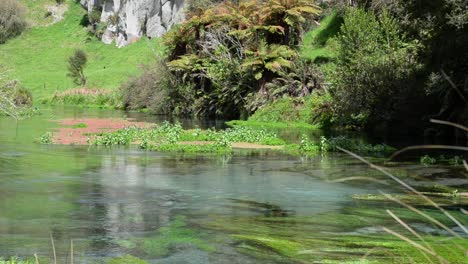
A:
231,234,304,257
138,216,215,257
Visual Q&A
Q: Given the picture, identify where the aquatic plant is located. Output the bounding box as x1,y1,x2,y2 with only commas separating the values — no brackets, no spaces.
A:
71,123,87,129
320,135,395,154
116,216,215,258
420,155,437,165
38,132,53,144
91,122,285,155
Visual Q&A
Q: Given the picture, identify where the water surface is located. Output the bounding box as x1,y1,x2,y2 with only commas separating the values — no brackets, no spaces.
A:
1,107,463,263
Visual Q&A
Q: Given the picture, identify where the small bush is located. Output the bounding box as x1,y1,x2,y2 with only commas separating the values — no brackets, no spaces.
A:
0,0,27,44
0,79,32,106
121,62,191,115
67,49,88,85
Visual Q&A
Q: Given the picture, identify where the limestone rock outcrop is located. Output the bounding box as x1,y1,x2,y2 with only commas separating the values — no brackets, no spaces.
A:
80,0,185,47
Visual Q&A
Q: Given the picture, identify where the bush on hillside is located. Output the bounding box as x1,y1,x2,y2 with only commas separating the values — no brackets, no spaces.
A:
67,49,88,86
0,0,27,44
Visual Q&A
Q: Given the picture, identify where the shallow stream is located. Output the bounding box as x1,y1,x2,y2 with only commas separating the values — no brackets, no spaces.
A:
0,107,466,263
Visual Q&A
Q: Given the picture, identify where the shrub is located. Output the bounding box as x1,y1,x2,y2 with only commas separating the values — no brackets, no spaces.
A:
0,79,32,107
121,61,192,115
330,8,421,127
0,0,27,44
67,49,88,85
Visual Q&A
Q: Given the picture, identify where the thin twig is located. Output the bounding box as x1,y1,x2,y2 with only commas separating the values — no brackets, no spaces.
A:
338,147,468,234
441,69,467,103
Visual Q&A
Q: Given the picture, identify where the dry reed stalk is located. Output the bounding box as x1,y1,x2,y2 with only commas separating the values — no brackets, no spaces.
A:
70,240,74,264
379,192,461,238
386,209,434,254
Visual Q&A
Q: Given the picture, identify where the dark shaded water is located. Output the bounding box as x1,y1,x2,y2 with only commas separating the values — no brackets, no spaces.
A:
0,107,465,263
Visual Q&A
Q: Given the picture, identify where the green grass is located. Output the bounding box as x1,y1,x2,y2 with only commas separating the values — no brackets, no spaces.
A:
0,1,164,101
19,0,57,26
301,11,342,62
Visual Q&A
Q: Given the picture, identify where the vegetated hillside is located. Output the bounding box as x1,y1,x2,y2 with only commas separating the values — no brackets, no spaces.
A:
0,0,163,100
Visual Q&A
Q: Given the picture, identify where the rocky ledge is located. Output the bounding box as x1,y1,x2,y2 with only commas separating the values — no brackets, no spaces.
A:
80,0,185,47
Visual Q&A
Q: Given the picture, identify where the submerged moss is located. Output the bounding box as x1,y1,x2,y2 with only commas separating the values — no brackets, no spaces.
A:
141,216,215,257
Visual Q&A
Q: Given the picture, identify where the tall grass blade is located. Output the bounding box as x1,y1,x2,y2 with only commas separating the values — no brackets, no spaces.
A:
50,233,57,264
330,176,389,185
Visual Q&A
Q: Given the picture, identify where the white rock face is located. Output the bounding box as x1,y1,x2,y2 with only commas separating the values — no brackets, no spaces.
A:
80,0,186,47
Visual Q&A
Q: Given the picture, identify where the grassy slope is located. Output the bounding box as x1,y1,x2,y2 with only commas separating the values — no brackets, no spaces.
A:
300,11,341,62
0,1,163,100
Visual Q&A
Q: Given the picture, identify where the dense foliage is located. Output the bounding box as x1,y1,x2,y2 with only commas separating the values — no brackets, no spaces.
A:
0,0,27,44
123,0,322,118
327,0,468,131
122,0,467,133
330,8,421,127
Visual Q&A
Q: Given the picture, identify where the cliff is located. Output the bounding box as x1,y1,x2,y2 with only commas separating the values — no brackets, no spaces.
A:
80,0,185,47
